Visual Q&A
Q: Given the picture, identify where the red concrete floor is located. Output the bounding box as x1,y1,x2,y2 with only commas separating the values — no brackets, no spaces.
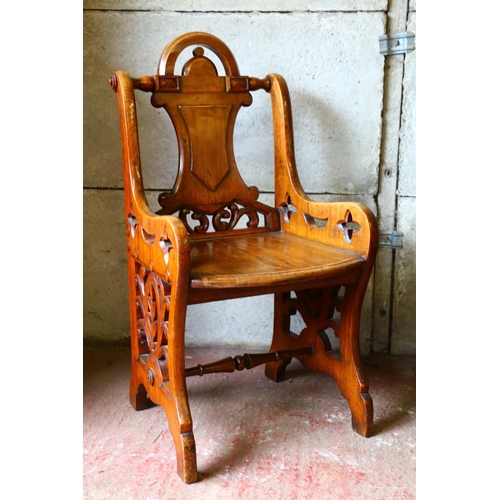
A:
83,343,416,499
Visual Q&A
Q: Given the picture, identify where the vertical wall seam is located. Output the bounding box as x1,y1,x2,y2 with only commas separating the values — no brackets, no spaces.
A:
388,0,411,353
371,0,410,354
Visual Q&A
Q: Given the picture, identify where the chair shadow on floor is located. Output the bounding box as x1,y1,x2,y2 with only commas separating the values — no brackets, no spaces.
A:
176,355,414,480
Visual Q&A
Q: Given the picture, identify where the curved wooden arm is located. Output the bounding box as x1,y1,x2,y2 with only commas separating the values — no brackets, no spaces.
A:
267,73,378,262
110,70,190,282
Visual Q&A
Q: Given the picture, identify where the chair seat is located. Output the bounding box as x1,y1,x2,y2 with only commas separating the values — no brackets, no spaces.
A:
189,231,366,289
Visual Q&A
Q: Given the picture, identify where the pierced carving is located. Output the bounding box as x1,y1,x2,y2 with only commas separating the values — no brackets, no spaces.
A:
213,203,259,231
336,210,361,244
284,287,344,360
279,194,297,223
180,209,209,234
304,213,328,229
142,228,155,245
179,201,264,234
135,266,170,358
159,237,173,265
127,213,138,238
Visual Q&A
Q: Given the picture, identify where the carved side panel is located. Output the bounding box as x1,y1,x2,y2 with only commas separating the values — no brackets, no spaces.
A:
278,192,363,248
133,263,171,397
134,264,170,358
126,209,174,279
284,286,344,360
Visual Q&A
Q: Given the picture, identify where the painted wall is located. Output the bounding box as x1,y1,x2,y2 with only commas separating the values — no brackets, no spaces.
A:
83,0,416,353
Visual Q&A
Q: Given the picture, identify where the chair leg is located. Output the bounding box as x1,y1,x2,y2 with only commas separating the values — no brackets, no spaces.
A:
265,292,294,382
266,286,373,437
129,376,150,410
128,261,198,483
162,296,198,484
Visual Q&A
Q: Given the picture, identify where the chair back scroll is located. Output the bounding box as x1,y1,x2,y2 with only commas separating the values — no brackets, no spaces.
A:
150,32,279,238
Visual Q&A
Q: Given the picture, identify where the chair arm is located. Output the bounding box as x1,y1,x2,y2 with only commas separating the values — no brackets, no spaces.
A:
110,70,190,283
279,196,378,262
126,200,190,284
267,73,378,262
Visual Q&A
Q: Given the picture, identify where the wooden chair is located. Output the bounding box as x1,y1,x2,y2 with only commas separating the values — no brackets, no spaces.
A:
109,32,378,483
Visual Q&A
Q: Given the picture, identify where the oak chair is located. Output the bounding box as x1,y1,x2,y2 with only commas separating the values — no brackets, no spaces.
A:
109,32,378,483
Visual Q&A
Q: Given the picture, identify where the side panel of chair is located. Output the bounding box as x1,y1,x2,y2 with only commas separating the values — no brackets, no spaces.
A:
265,73,378,437
268,73,378,265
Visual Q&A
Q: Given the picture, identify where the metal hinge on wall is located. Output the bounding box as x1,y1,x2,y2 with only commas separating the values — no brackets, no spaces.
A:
379,32,415,55
379,230,403,249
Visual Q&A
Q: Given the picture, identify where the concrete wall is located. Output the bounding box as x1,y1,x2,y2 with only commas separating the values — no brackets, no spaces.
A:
83,0,416,353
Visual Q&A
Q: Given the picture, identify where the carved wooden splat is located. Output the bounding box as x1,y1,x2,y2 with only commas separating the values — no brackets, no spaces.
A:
179,104,231,191
178,201,267,234
151,46,258,215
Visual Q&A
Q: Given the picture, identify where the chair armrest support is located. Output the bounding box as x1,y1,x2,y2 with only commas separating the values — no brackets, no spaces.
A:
267,73,378,263
111,70,190,283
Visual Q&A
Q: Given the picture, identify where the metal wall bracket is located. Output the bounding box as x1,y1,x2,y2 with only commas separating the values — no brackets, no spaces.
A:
379,32,415,55
379,230,403,249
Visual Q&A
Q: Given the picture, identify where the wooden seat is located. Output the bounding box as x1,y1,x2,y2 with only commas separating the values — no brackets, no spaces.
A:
110,31,378,484
189,232,365,289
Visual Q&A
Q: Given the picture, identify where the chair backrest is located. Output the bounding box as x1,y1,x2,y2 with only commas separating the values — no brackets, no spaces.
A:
149,32,279,237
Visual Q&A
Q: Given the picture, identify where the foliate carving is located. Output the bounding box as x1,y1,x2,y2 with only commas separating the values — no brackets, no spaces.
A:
135,266,170,358
180,209,209,234
213,203,259,230
179,201,263,234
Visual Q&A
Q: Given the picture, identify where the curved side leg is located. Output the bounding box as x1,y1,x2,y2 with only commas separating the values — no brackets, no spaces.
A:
128,259,198,483
306,283,373,437
333,283,373,437
142,348,198,483
270,285,374,438
163,281,198,483
130,378,150,411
